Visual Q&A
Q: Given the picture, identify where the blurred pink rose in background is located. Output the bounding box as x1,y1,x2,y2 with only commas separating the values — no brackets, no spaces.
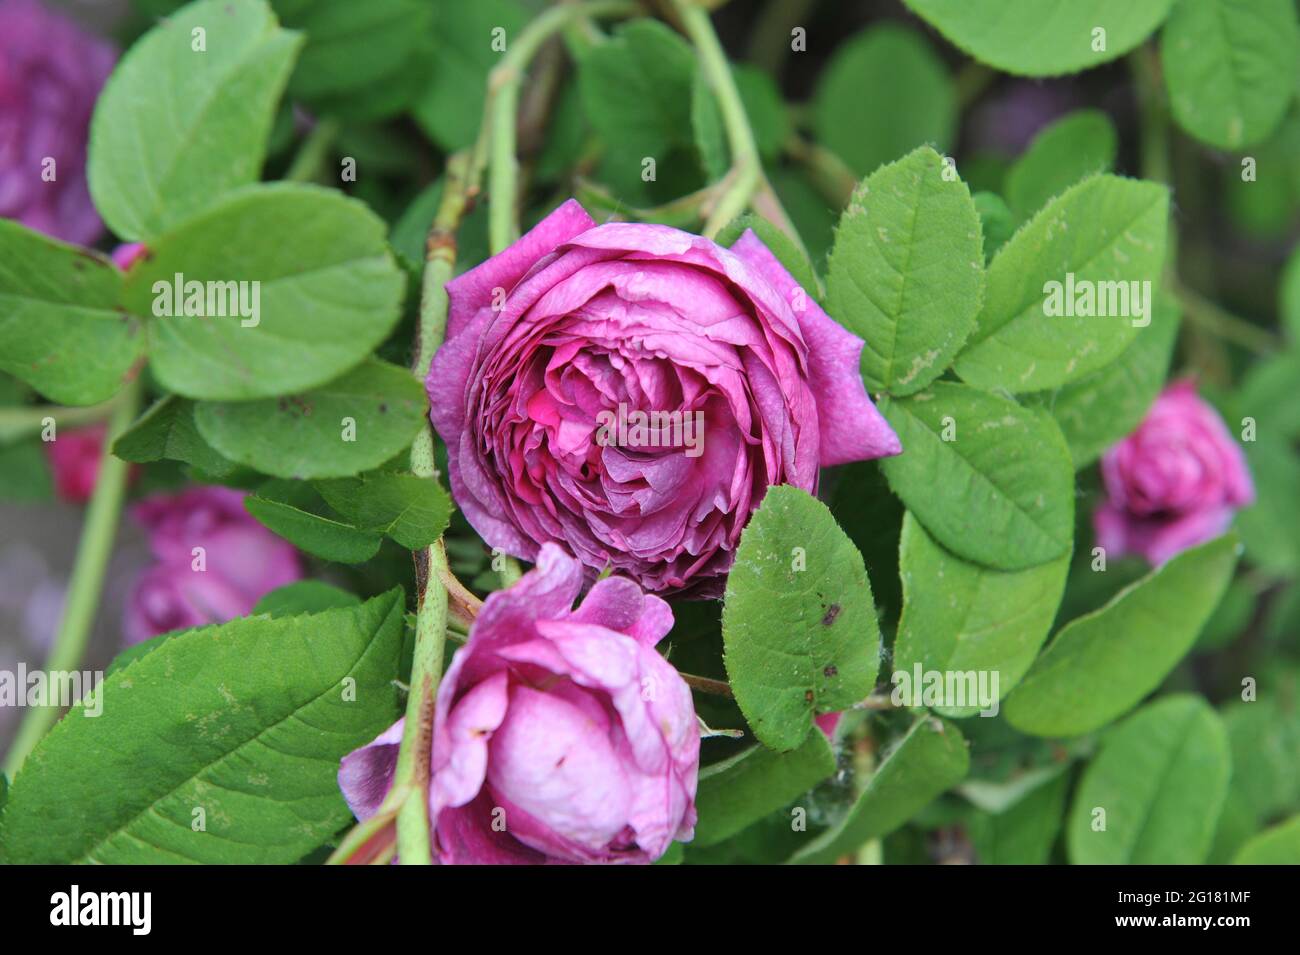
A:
429,200,901,596
968,81,1079,155
44,422,110,503
340,544,699,864
111,240,147,269
0,0,116,245
814,712,842,738
1094,380,1254,565
124,486,302,643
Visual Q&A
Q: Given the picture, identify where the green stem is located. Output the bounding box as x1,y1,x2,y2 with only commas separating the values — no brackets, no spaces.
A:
1129,46,1171,187
0,397,122,445
1172,279,1279,356
386,153,479,866
483,0,640,254
674,0,760,237
784,133,857,208
673,0,802,250
488,78,522,254
574,177,720,227
393,534,447,866
4,379,142,776
680,672,732,698
284,118,341,184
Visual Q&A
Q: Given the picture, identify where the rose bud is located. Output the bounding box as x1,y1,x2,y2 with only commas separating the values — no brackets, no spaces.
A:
124,486,302,642
1094,380,1254,565
428,200,901,594
339,543,699,865
0,0,116,245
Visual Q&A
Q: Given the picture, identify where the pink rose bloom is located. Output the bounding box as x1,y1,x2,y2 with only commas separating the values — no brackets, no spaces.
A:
814,712,842,738
1094,380,1254,565
428,200,901,594
124,486,302,642
0,0,115,245
44,422,107,503
111,241,147,270
339,544,699,864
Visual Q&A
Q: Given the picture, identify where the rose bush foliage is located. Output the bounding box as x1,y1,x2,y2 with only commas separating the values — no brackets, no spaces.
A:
0,0,1298,870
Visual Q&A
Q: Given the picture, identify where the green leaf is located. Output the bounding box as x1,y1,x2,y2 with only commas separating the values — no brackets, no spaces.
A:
315,472,452,549
691,68,729,182
1028,293,1180,468
1067,695,1230,864
1236,430,1300,575
113,395,243,479
123,183,405,401
733,66,790,165
692,64,790,177
722,486,881,752
88,0,302,241
253,580,361,616
965,769,1069,865
1219,696,1300,827
534,80,589,185
1196,577,1256,651
1004,110,1117,220
812,24,954,178
245,494,382,564
0,590,405,863
1234,815,1300,864
1161,0,1300,150
106,627,196,678
1219,110,1300,237
788,716,968,864
953,175,1169,394
828,461,905,628
1238,350,1300,442
194,359,425,479
894,513,1069,717
272,0,434,120
771,167,837,264
390,180,444,268
693,733,836,848
827,146,984,395
578,20,696,166
0,222,140,406
972,191,1015,262
902,0,1177,76
413,0,529,151
878,383,1075,570
1004,534,1240,737
718,213,821,302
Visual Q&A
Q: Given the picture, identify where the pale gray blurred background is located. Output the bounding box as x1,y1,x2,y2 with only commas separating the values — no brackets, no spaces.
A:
0,504,150,759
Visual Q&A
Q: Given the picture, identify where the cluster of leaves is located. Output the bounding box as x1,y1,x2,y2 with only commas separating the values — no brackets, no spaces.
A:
1,0,1299,866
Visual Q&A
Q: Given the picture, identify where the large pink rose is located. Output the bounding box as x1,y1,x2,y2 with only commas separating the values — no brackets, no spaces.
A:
339,544,699,865
0,0,115,245
1094,380,1254,565
124,486,302,642
428,200,901,594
